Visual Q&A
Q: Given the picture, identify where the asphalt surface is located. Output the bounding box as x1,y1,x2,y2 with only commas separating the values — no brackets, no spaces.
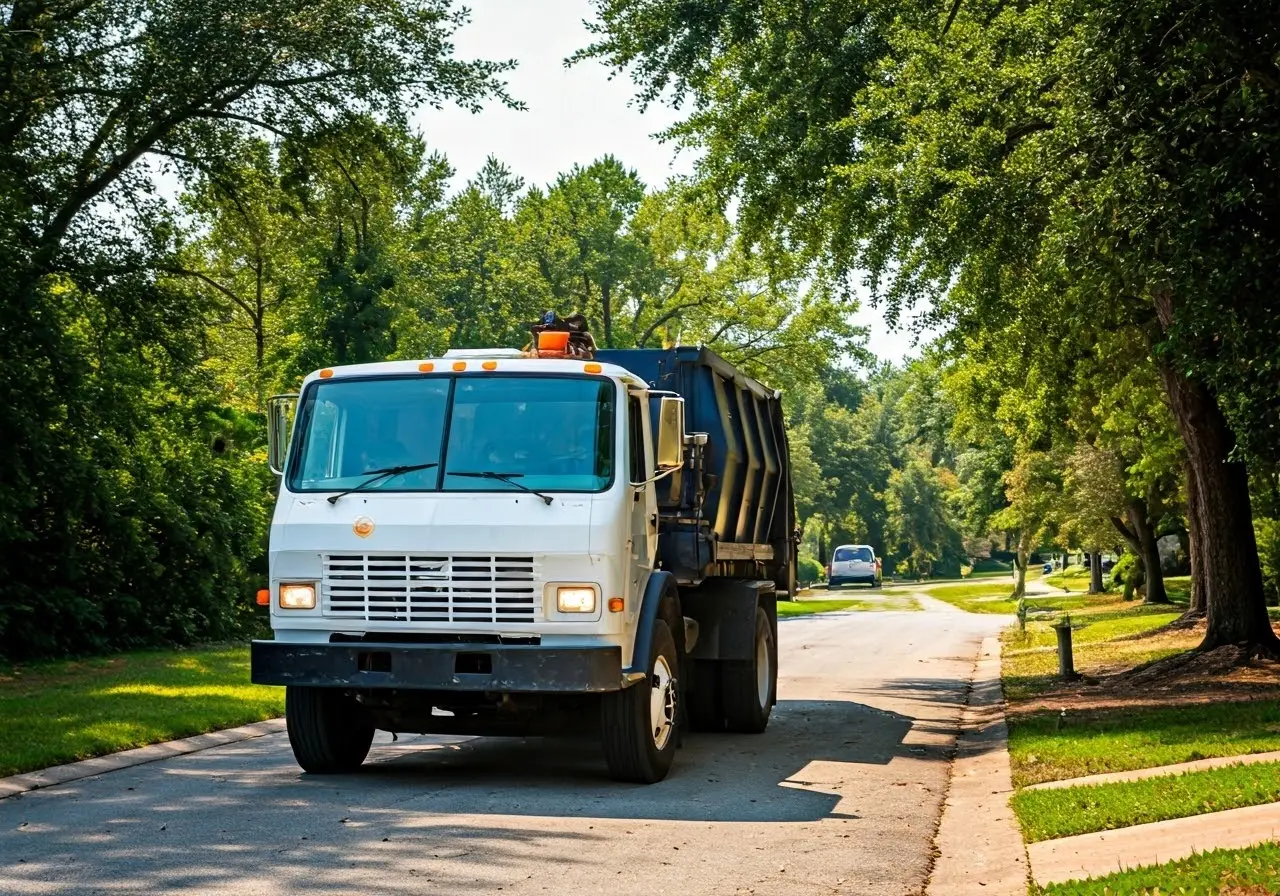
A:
1,598,1004,896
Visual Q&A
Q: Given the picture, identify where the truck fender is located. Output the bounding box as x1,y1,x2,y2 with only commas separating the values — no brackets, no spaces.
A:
625,571,680,679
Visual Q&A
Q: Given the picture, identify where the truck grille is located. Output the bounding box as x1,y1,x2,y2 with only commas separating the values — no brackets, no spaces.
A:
321,554,537,624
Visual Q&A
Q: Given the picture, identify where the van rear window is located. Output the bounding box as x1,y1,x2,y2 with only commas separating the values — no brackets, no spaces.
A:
834,547,874,562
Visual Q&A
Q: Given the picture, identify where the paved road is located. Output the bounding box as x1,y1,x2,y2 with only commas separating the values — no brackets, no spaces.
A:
1,603,1004,896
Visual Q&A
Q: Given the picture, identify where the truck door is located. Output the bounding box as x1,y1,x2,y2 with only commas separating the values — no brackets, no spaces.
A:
627,392,658,606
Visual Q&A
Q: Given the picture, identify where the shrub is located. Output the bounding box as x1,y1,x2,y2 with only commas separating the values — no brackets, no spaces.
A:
1108,553,1136,590
1255,518,1280,607
797,555,824,585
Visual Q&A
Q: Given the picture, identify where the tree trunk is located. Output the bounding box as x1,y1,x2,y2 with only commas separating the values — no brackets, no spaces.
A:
1157,359,1277,653
1186,467,1206,617
601,281,613,348
1125,499,1169,605
1012,531,1031,599
1088,552,1104,593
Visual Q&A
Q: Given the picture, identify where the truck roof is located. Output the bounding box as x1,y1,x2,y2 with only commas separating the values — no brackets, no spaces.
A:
299,355,645,388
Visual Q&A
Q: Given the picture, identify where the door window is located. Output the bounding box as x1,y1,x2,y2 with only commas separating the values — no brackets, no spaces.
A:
628,395,649,484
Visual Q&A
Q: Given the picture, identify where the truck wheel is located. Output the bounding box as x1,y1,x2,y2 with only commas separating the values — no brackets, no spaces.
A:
285,686,374,774
721,606,776,733
686,659,724,732
601,618,680,783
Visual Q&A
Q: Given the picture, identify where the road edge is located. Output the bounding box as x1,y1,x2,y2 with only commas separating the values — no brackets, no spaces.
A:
0,718,286,800
926,635,1030,895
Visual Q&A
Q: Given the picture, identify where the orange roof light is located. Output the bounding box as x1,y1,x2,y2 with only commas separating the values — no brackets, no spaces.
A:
452,361,466,371
418,362,434,372
537,331,570,353
318,369,334,379
584,362,602,374
481,360,497,371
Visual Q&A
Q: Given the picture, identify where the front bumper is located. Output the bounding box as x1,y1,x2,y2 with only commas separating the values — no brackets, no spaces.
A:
251,640,623,693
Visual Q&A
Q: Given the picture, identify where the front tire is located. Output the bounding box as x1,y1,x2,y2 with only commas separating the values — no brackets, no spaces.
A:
721,606,777,734
285,686,374,774
601,618,680,783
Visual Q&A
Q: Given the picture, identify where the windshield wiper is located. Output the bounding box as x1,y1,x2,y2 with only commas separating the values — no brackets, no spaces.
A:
448,470,553,505
327,462,439,505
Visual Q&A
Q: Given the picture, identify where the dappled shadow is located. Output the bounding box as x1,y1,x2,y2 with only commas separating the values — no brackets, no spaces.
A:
0,696,935,894
321,697,920,822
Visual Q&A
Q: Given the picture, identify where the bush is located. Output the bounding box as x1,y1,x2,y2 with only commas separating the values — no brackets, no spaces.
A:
1108,553,1137,592
797,555,824,585
1255,518,1280,607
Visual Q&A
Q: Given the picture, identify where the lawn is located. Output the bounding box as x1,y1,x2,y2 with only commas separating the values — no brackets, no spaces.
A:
780,595,925,615
1013,761,1280,841
0,646,283,777
1006,700,1280,788
1043,565,1094,592
1036,843,1280,895
777,598,863,617
1002,593,1192,700
917,581,1020,613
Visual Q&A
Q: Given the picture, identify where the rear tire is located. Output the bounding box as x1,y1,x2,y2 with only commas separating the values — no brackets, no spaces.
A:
285,686,374,774
601,618,680,783
721,606,776,734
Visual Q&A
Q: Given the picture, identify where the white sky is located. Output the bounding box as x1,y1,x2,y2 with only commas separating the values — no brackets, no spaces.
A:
413,0,933,365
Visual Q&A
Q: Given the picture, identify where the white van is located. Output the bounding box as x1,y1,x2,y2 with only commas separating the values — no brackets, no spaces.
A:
827,544,882,589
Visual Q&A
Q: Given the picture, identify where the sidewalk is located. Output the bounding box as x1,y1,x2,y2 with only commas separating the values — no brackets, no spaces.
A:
1020,737,1280,886
1029,802,1280,887
927,636,1029,895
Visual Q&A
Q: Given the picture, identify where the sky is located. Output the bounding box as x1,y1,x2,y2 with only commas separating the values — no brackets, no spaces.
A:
413,0,934,365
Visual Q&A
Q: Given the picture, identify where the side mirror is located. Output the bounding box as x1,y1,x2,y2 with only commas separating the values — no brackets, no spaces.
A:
266,394,298,476
656,396,685,470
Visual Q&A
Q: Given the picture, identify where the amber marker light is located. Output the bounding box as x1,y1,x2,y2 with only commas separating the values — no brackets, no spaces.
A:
584,362,602,373
482,360,498,370
256,589,270,606
319,369,334,379
418,362,434,372
452,361,467,371
608,597,625,613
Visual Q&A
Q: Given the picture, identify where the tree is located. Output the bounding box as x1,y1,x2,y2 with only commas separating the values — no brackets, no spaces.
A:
176,141,306,408
885,448,963,579
516,156,650,348
0,0,511,658
583,0,1280,654
993,451,1062,599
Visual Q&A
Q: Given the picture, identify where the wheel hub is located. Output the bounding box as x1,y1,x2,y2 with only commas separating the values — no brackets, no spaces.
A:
650,655,676,749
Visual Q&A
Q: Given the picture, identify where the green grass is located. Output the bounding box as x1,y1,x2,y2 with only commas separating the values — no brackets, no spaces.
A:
830,595,922,612
1043,565,1101,592
1037,843,1280,895
919,581,1020,613
1006,700,1280,788
777,598,862,617
0,646,283,777
1002,593,1193,700
1013,761,1280,841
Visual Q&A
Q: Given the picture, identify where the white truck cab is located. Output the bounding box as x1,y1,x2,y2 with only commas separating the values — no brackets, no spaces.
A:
253,335,796,783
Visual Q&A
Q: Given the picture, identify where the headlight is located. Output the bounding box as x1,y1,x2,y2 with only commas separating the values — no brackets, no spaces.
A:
555,586,597,613
278,583,316,610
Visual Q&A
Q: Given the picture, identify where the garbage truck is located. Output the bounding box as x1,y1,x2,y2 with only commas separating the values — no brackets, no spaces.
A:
251,318,798,783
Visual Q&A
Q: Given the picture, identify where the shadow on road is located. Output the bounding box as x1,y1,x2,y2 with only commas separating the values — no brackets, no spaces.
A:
286,696,925,823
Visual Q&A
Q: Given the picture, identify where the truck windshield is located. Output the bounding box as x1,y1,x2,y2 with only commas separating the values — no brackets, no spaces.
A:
287,374,615,494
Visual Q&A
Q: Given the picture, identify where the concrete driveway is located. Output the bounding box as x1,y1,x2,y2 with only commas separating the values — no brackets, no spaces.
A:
1,604,1004,895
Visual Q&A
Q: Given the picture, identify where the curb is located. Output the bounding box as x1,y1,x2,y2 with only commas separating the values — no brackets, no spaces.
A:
928,636,1030,895
0,718,286,800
